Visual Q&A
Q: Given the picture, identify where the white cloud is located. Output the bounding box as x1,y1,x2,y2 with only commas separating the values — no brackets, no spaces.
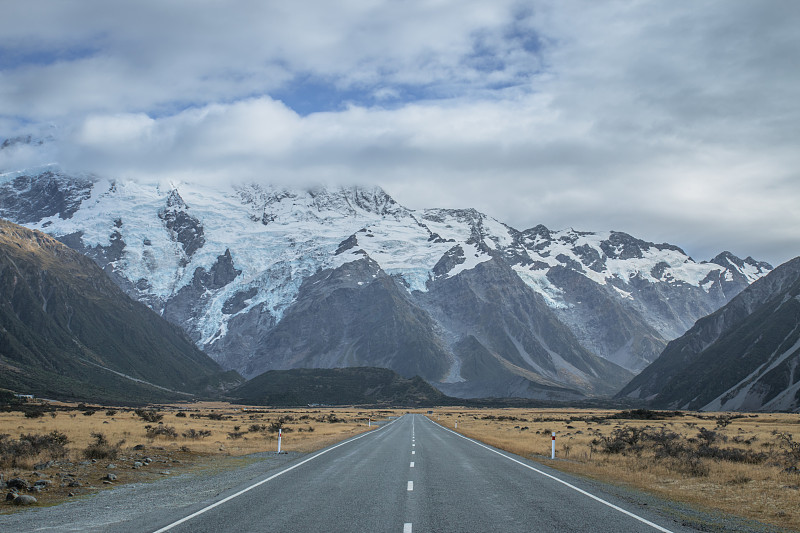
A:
1,1,799,266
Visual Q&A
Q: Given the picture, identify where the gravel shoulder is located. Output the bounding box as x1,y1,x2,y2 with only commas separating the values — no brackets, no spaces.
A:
0,450,304,532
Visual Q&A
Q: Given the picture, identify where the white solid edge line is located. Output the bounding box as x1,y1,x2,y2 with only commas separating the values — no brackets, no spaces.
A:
152,416,402,532
424,416,673,533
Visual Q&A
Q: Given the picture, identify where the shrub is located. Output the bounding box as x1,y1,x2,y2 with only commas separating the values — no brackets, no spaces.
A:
182,429,212,439
697,427,721,446
135,409,163,422
83,432,120,460
665,454,709,477
175,411,187,418
776,432,800,468
593,427,646,455
106,409,118,416
317,413,343,423
0,431,69,467
145,425,178,439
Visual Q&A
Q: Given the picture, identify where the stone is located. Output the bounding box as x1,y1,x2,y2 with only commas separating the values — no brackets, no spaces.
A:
13,494,37,506
104,473,117,482
6,491,18,501
6,478,29,491
107,464,117,469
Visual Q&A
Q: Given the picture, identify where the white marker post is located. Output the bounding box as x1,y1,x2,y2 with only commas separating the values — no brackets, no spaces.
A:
368,418,371,427
277,428,282,454
551,432,555,459
455,421,458,429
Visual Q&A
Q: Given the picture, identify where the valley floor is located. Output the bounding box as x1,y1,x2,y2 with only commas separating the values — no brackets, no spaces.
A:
1,403,797,532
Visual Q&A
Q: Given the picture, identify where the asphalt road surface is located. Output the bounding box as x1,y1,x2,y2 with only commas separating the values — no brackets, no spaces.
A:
115,413,701,533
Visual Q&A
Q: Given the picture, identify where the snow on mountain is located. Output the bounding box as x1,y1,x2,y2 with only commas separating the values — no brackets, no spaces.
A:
0,166,774,394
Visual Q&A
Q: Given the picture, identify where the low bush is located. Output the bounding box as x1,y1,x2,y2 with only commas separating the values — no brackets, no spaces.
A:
776,432,800,468
135,409,163,423
182,429,212,439
145,425,178,439
0,431,69,467
83,432,121,460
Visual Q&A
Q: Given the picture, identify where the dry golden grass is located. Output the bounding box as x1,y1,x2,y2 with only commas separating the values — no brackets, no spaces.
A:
1,402,397,463
0,401,401,510
428,408,800,531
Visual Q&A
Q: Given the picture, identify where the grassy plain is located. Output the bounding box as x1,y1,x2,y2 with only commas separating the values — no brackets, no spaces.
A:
5,401,800,530
428,408,800,531
0,401,397,510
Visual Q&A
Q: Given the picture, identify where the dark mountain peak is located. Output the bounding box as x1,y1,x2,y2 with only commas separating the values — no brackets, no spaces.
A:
1,135,42,149
159,188,205,258
618,256,800,411
710,250,743,268
431,244,467,281
523,224,552,238
746,256,773,271
192,249,241,291
165,188,188,209
0,170,93,223
0,219,228,404
601,231,685,260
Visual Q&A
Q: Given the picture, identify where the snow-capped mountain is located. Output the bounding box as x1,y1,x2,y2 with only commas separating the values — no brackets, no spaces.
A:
618,256,800,411
0,164,772,398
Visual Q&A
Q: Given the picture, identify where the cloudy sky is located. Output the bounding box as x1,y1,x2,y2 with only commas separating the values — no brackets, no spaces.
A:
1,1,798,266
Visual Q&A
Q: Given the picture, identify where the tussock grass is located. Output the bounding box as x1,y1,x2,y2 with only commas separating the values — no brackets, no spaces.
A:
429,408,800,531
0,401,394,472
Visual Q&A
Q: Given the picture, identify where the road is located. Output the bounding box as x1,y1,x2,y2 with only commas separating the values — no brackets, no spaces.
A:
117,413,695,533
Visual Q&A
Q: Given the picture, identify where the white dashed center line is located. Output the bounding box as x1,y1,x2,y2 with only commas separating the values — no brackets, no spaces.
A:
407,481,414,491
404,523,412,533
410,461,415,467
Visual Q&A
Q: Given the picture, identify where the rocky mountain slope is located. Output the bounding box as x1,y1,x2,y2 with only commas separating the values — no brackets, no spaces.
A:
0,160,772,398
617,257,800,411
0,219,235,403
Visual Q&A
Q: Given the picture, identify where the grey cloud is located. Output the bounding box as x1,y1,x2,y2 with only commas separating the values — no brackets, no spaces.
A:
1,1,799,267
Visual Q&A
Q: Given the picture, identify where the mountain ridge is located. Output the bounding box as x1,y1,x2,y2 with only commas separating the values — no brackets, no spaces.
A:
0,166,773,398
0,219,237,404
617,256,800,411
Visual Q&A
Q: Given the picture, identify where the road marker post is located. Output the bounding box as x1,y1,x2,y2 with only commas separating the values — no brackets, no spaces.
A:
551,432,556,459
278,428,282,454
455,421,458,429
